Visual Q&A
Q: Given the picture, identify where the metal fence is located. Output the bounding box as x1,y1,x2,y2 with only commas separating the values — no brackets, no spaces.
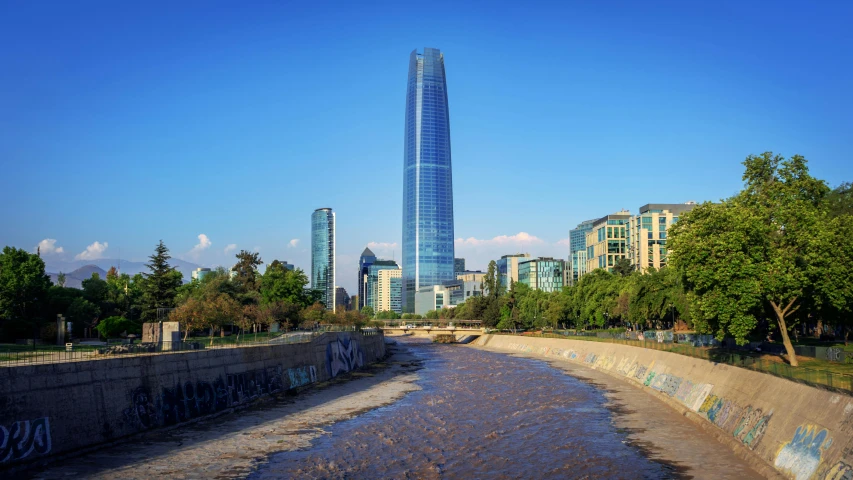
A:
0,327,381,367
500,332,853,394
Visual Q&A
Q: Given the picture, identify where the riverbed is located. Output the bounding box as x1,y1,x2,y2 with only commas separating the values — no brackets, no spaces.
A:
31,337,765,479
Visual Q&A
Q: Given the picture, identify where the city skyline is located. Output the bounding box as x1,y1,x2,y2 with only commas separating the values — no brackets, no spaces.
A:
2,2,852,295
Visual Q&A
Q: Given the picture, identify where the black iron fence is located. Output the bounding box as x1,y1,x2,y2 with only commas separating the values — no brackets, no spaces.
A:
0,327,381,367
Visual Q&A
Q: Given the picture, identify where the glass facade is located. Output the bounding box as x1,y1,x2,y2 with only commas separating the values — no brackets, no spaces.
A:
403,48,455,312
311,208,335,311
518,258,566,293
568,219,595,285
357,247,376,310
366,261,399,310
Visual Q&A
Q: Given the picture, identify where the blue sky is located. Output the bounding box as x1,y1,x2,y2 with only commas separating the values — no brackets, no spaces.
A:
1,0,851,293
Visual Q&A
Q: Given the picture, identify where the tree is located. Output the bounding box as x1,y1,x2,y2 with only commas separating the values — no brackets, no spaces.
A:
260,263,312,308
0,247,52,343
141,241,183,322
303,303,327,326
670,153,833,366
68,298,100,337
483,260,502,298
95,316,134,338
612,258,633,277
232,250,263,296
360,305,375,319
57,272,66,288
826,181,853,218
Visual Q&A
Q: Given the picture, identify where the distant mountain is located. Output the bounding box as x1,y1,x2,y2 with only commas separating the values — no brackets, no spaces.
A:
48,264,108,289
45,258,202,286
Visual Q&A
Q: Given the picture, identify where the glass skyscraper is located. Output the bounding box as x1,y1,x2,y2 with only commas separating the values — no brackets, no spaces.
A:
311,208,335,311
403,47,455,312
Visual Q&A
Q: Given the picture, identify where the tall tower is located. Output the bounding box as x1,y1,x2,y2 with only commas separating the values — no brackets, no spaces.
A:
357,247,376,310
311,208,336,311
403,47,455,312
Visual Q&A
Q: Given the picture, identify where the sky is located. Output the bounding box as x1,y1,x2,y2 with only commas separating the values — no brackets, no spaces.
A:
1,0,851,294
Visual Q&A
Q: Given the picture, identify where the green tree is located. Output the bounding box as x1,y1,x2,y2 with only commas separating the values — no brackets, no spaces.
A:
483,260,502,298
95,316,134,338
57,272,66,288
232,250,263,296
670,153,834,366
612,258,633,277
68,298,101,337
141,241,183,322
826,181,853,218
360,305,375,319
0,247,52,342
260,262,312,307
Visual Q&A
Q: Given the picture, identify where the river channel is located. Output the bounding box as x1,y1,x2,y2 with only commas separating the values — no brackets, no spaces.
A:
31,336,765,479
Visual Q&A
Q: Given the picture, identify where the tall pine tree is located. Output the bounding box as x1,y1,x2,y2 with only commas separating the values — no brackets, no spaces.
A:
141,240,183,322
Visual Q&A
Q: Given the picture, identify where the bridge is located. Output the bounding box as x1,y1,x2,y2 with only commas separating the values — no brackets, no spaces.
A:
380,321,483,343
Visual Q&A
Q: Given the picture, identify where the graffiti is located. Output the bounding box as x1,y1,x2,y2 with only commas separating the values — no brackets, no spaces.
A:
0,418,52,463
123,364,315,429
124,387,157,428
287,365,318,389
825,348,845,363
733,406,771,450
775,425,832,480
824,461,853,480
327,336,364,378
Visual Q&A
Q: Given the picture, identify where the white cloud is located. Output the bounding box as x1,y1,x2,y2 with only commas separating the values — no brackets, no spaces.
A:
35,239,64,255
367,241,399,260
224,243,237,254
75,241,108,260
454,232,544,247
288,239,300,248
188,234,212,258
556,237,572,247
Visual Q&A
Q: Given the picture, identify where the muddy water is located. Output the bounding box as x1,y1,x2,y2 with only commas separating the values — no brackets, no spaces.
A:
253,338,681,479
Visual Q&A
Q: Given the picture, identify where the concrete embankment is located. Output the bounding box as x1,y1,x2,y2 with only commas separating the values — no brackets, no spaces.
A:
474,334,853,480
0,331,384,470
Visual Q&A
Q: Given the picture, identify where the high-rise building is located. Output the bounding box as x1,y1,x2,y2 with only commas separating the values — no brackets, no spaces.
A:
311,208,335,311
403,47,455,312
335,286,350,311
569,219,596,285
377,268,403,314
518,257,566,293
357,247,377,310
585,211,631,276
454,258,465,277
496,253,530,290
627,203,696,272
367,260,400,311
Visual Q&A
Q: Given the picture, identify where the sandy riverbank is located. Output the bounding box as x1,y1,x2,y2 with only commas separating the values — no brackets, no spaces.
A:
470,342,774,480
30,341,423,480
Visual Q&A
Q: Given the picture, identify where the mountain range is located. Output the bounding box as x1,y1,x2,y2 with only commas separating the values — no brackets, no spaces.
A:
45,258,202,288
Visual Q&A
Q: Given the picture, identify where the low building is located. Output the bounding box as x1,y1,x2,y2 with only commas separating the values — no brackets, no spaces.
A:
517,257,566,293
456,270,485,283
627,202,696,272
496,253,530,290
454,258,466,277
584,211,631,276
192,268,211,281
414,280,483,316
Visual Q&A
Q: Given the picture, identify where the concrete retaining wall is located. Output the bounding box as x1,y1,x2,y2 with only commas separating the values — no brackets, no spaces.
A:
0,331,384,469
475,334,853,480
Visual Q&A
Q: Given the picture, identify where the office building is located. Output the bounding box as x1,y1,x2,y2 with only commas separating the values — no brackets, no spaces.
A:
627,203,696,272
334,286,350,311
517,257,566,293
403,47,455,312
584,211,631,275
569,219,596,285
377,268,403,314
366,261,400,311
311,208,335,311
454,258,466,277
457,270,485,283
414,280,483,316
357,247,377,310
191,268,211,282
496,253,530,290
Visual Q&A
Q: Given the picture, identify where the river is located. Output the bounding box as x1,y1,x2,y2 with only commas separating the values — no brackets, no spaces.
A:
30,336,765,479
